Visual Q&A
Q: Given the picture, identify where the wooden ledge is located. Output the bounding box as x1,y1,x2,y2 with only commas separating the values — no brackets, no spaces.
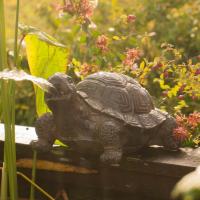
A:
0,124,199,200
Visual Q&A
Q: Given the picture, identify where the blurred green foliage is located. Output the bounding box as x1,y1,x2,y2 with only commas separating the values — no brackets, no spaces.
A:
48,0,200,60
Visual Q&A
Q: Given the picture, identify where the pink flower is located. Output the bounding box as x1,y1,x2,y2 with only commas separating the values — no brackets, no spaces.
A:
96,35,109,52
80,63,91,76
173,112,200,145
191,93,197,100
80,63,99,76
51,3,63,11
127,15,136,23
162,90,168,97
151,62,163,71
175,114,187,126
178,84,186,94
195,68,200,76
78,0,94,19
173,126,190,143
123,48,141,66
131,63,138,71
163,70,169,79
178,94,185,100
187,112,200,129
59,0,95,20
62,3,76,15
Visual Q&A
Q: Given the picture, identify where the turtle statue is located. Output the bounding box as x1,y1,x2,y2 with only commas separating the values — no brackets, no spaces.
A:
31,71,179,164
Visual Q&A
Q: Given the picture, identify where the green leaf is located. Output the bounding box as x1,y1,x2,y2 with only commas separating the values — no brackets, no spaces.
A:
113,36,121,41
24,29,68,116
139,61,145,70
54,139,67,147
153,78,170,90
174,100,188,112
19,24,66,48
168,85,179,98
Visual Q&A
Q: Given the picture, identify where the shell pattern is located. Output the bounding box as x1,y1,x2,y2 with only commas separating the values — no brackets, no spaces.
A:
76,72,167,129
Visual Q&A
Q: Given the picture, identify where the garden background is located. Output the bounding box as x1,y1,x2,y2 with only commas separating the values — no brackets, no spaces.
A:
4,0,200,146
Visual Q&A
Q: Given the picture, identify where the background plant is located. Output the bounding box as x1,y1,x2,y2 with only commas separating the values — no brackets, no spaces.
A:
173,112,200,147
4,0,200,146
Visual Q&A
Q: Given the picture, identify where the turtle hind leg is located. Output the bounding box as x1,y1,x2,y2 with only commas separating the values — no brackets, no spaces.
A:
31,112,56,152
99,120,123,165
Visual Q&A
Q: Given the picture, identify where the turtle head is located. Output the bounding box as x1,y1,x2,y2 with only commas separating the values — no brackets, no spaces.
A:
160,115,181,150
45,72,76,102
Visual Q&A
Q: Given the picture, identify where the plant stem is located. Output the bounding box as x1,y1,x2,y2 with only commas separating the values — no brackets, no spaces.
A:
0,0,7,70
0,162,8,200
17,171,55,200
30,150,37,200
2,81,18,200
14,0,20,67
0,0,8,199
0,167,55,200
0,0,18,199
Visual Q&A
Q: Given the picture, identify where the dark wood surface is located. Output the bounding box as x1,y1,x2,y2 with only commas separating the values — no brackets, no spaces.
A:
0,124,199,200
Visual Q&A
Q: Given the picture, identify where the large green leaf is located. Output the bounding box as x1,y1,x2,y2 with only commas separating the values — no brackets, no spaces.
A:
24,27,68,116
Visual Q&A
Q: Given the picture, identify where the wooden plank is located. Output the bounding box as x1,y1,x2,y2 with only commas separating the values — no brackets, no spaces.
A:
0,123,37,144
0,124,199,200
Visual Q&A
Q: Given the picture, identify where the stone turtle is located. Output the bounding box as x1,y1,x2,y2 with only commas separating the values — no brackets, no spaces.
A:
31,72,179,164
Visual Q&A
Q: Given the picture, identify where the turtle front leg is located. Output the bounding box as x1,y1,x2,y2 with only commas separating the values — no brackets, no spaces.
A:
99,121,122,165
160,115,180,150
31,112,57,152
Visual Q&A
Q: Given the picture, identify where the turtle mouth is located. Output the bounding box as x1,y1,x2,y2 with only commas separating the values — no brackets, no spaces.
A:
46,95,69,101
45,88,69,101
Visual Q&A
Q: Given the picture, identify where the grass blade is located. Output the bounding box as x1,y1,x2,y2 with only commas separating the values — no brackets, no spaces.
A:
0,162,8,200
30,150,37,200
0,0,18,199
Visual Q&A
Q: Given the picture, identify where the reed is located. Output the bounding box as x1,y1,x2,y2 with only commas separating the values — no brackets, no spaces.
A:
0,0,19,199
30,150,37,200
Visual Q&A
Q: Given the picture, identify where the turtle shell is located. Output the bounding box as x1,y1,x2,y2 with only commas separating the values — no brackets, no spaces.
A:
76,72,167,128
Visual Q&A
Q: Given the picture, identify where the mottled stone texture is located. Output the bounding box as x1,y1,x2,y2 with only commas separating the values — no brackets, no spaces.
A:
31,72,179,164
